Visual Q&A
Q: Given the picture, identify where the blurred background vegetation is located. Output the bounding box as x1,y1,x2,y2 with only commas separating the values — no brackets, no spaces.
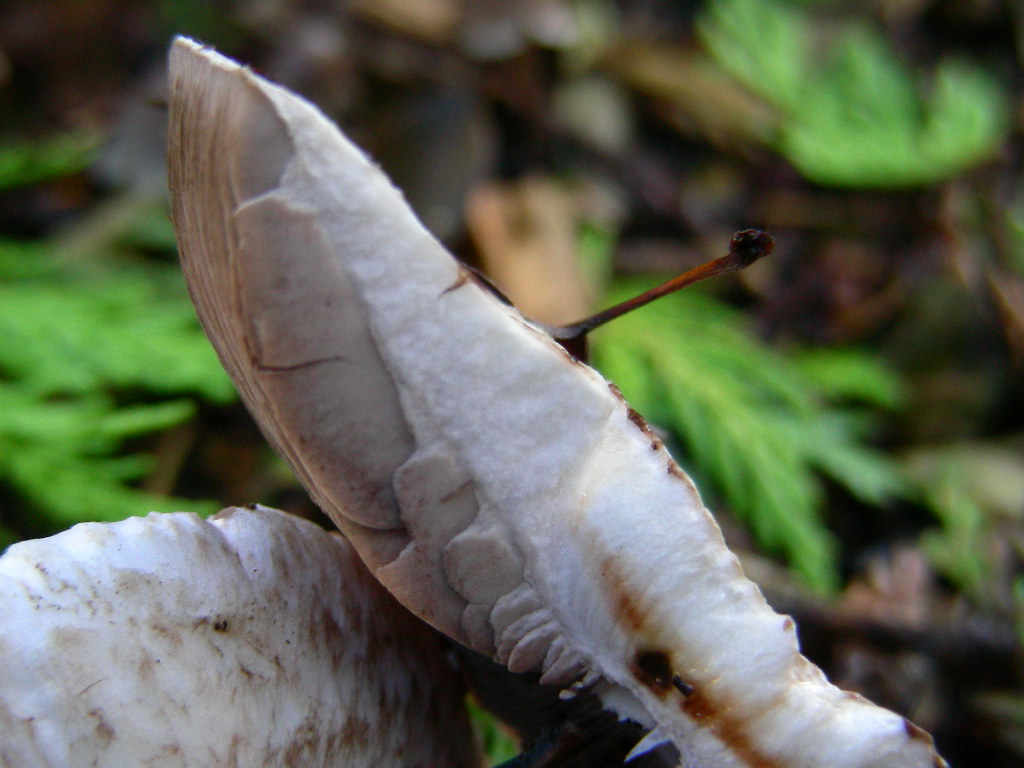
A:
0,0,1022,765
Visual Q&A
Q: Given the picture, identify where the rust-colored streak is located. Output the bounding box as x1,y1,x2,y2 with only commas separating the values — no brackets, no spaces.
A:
626,406,656,439
680,691,779,768
600,554,648,634
681,687,715,721
607,382,659,439
606,381,669,453
904,716,946,768
666,460,687,480
613,580,646,634
903,718,932,744
598,527,785,768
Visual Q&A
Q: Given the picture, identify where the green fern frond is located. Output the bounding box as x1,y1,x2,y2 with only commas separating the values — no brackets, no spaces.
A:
0,248,234,402
0,230,233,533
0,386,220,527
590,281,907,592
697,0,1008,187
791,348,905,409
906,443,1024,605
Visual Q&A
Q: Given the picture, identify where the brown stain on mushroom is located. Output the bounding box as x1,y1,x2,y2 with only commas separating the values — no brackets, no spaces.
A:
607,382,698,480
607,384,658,439
87,708,116,748
625,406,659,449
631,649,675,697
679,690,780,768
599,548,788,768
903,718,932,744
903,718,947,768
666,461,687,480
601,554,648,635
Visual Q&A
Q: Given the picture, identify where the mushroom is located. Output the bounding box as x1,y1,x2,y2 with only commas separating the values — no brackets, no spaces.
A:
167,38,947,768
0,506,477,767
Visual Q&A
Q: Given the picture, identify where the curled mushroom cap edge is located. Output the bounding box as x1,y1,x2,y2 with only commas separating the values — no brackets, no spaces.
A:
0,506,478,768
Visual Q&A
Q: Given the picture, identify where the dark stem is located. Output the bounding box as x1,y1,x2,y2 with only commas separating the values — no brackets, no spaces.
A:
548,229,773,347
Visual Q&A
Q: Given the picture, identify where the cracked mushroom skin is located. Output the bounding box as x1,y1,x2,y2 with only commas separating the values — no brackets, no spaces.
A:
0,507,476,768
168,37,948,768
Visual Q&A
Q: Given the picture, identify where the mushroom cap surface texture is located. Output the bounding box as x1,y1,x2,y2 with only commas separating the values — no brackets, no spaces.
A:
0,506,476,768
168,37,947,768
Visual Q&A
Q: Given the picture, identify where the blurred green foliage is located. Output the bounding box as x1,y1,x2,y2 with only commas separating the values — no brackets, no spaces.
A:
0,133,99,192
698,0,1008,187
157,0,243,50
591,281,907,593
0,134,234,541
905,443,1024,608
468,699,520,765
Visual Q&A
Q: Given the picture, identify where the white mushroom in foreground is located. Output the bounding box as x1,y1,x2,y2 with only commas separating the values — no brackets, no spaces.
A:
0,506,476,768
168,37,947,768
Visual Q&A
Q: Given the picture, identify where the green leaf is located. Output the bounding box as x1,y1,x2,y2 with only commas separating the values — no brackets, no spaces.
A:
697,0,810,114
0,387,219,529
0,251,234,402
791,348,906,410
698,0,1009,187
0,221,234,534
800,413,910,505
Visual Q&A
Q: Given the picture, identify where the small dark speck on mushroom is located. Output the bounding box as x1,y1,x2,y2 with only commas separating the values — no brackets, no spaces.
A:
213,619,229,632
672,676,694,697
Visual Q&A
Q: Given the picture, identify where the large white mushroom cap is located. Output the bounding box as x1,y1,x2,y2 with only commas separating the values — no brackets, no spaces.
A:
0,506,477,768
